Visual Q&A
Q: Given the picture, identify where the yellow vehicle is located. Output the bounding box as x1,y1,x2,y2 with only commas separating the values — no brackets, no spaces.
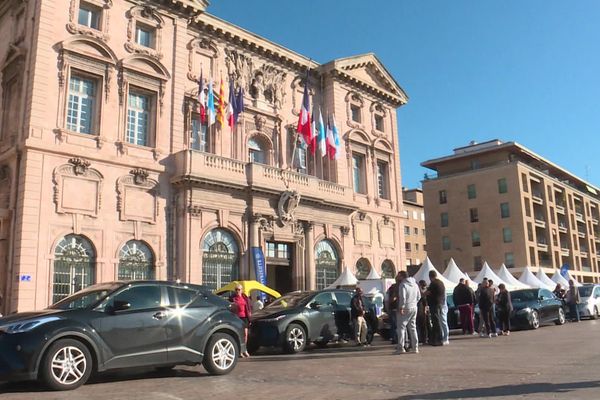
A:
214,280,281,300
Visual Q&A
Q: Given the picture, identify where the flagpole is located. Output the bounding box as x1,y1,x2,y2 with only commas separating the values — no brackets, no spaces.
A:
290,59,312,172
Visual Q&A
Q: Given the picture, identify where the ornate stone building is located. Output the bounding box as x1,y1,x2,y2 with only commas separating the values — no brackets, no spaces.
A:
0,0,408,313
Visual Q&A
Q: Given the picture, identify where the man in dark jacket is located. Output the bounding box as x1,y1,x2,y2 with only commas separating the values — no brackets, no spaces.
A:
478,279,497,338
351,287,368,346
426,270,445,346
385,274,401,344
453,278,475,334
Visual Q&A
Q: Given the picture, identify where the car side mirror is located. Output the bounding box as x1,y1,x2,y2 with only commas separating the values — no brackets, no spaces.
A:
310,302,321,310
107,300,131,314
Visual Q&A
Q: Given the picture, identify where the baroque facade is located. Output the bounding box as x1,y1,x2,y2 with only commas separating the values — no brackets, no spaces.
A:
0,0,408,313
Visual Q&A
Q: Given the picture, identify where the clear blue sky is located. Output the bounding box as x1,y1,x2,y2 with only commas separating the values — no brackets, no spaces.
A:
208,1,600,189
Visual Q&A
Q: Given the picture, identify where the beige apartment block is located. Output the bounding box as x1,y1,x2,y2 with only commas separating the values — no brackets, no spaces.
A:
422,140,600,283
402,188,427,270
0,0,409,313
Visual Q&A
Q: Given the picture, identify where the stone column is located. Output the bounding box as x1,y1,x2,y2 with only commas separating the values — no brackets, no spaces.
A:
247,214,262,281
304,221,315,290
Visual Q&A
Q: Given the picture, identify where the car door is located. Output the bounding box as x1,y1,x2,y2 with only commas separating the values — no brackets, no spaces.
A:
92,284,169,369
538,289,556,322
306,292,336,341
333,291,353,340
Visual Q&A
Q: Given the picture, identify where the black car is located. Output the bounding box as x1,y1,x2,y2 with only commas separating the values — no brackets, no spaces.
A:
248,289,354,353
0,281,245,390
510,288,566,329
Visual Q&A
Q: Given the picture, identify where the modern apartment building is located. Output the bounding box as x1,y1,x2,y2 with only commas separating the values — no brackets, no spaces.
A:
0,0,408,313
422,140,600,283
402,188,427,269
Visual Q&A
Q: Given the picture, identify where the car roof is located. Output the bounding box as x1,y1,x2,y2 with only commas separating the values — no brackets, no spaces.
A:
108,280,211,292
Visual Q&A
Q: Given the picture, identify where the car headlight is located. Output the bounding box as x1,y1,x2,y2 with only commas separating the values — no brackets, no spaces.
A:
516,308,531,315
260,315,286,323
0,316,61,334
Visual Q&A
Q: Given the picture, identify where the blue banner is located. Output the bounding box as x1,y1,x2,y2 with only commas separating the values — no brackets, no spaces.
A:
251,247,267,301
560,264,569,279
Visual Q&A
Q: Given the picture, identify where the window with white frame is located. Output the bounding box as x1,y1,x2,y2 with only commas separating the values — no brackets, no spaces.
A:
78,2,101,29
135,23,155,48
352,153,366,194
377,160,389,199
66,74,97,134
127,90,152,146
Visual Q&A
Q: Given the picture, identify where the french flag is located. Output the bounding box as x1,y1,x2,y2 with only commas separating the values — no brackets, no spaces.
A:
227,78,237,130
296,71,314,153
198,70,206,123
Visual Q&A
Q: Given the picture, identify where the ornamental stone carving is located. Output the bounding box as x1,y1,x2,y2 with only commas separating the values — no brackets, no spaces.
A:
116,170,159,223
277,190,301,225
53,160,103,217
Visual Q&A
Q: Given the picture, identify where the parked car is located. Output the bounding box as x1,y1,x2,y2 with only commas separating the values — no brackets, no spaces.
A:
510,288,566,329
0,281,245,390
248,289,354,353
577,284,600,319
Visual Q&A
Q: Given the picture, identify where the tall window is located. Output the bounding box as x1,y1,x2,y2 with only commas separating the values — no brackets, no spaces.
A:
67,75,96,134
350,104,361,123
202,229,239,290
135,23,155,48
405,242,411,252
381,260,395,279
78,2,101,29
118,240,155,280
352,153,365,194
467,184,477,199
127,91,151,146
315,240,339,290
500,202,510,218
505,252,515,268
374,114,384,132
439,190,447,204
53,234,96,304
191,115,209,152
249,137,267,164
404,226,410,235
503,227,512,243
377,161,389,199
442,236,451,251
471,231,481,247
470,208,479,223
355,258,371,280
498,178,508,194
441,212,449,227
474,256,483,271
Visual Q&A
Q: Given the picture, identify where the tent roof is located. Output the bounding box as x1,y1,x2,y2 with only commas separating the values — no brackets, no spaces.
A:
443,258,477,289
472,262,508,286
327,267,358,288
412,257,456,290
536,267,558,288
565,271,583,287
551,270,570,288
365,267,382,280
519,267,554,290
496,264,529,289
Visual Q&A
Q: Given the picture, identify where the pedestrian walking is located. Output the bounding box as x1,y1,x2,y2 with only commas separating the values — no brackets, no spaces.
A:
426,270,445,346
496,283,512,335
478,279,497,338
385,274,400,344
351,287,368,346
453,278,475,334
566,280,580,322
229,284,252,357
395,271,421,354
416,280,430,345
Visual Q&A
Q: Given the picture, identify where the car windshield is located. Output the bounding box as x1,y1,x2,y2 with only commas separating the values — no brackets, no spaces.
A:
48,283,121,310
510,290,538,302
264,292,311,310
578,286,594,297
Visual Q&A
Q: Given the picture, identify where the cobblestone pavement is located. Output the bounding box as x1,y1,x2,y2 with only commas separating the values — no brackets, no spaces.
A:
1,320,600,400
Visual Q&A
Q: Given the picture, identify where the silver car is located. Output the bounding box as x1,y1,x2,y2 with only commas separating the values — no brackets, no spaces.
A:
577,285,600,319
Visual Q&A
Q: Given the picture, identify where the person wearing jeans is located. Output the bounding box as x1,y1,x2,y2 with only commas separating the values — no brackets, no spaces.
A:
351,287,368,345
395,271,421,354
566,280,580,322
426,270,446,346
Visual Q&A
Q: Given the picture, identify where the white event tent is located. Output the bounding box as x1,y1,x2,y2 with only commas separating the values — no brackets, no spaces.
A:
412,257,457,291
564,271,583,287
551,270,570,288
327,267,358,288
364,267,382,280
519,267,553,290
496,264,529,290
536,267,558,289
472,262,508,287
443,258,477,289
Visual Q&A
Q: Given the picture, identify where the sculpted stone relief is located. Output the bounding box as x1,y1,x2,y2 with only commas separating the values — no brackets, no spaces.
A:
53,158,103,218
116,168,159,224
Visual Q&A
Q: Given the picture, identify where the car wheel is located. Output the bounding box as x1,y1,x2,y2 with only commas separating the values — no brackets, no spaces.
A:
555,308,566,325
283,323,306,354
202,333,238,375
530,310,540,329
593,307,599,320
40,339,93,391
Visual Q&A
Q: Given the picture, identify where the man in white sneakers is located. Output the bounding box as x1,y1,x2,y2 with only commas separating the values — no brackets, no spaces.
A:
396,270,421,354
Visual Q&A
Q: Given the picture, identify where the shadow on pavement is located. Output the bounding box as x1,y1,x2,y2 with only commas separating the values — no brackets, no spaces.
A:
395,380,600,399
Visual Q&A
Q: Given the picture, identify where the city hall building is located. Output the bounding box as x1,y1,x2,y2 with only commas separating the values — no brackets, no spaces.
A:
0,0,408,313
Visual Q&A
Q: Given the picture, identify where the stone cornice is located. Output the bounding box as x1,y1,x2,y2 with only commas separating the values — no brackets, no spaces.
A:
153,0,209,16
329,69,406,107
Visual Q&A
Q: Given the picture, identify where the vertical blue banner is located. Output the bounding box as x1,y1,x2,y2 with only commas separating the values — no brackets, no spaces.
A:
560,264,569,279
251,247,267,301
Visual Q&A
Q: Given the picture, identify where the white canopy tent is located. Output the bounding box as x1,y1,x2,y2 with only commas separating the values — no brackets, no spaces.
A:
519,267,553,290
364,267,382,280
472,262,508,287
551,270,570,289
326,267,358,289
565,271,583,287
536,267,558,289
443,258,477,289
412,257,457,291
496,264,529,290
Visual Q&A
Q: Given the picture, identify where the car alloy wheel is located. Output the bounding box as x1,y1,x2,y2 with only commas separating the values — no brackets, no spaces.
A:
284,323,306,353
530,310,540,329
593,307,599,320
41,339,93,391
556,308,566,325
202,333,238,375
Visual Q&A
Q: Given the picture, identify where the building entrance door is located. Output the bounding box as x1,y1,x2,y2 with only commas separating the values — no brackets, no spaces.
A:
266,242,293,295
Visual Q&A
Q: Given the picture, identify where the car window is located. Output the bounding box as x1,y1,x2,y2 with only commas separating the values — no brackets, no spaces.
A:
539,289,553,300
446,295,455,308
113,285,162,311
511,290,537,302
312,292,334,308
166,287,199,307
333,291,352,307
595,287,600,297
578,286,593,297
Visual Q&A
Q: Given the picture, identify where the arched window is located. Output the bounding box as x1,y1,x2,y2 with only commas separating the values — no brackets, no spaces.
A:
53,234,96,304
381,259,396,279
355,258,372,280
248,137,267,164
315,240,340,290
118,240,155,280
202,229,239,290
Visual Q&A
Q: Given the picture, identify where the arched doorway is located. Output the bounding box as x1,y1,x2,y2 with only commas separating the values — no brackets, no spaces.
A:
355,258,372,280
315,240,340,290
381,259,396,279
118,240,155,280
202,228,239,290
53,234,96,304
